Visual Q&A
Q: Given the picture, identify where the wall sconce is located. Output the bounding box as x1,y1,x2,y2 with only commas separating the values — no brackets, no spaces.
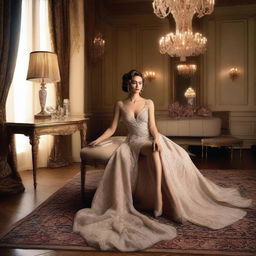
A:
229,67,240,81
90,32,105,64
143,71,156,81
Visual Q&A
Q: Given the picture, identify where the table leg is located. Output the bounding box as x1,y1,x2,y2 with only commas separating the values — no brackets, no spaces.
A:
9,133,18,175
29,133,39,189
80,122,87,148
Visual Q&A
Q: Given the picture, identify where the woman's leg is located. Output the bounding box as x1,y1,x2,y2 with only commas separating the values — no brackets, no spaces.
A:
140,142,163,216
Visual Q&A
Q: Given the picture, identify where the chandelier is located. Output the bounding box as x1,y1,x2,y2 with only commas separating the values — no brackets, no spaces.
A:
153,0,215,61
177,64,197,76
159,31,207,61
152,0,215,20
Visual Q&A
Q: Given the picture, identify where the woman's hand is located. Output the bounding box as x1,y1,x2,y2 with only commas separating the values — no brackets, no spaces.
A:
152,139,162,152
88,139,100,147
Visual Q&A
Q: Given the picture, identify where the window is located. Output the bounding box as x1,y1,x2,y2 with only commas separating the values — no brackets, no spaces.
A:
6,0,55,170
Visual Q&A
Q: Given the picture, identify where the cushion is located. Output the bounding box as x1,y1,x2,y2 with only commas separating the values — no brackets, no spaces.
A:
201,136,242,147
80,136,126,164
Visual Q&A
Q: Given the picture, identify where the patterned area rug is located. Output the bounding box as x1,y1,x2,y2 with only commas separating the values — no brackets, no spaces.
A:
0,169,255,255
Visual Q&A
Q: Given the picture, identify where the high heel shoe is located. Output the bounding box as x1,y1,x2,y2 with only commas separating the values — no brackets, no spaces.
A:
153,209,163,218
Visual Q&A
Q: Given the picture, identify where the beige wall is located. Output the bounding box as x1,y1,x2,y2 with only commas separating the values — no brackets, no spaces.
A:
203,5,256,147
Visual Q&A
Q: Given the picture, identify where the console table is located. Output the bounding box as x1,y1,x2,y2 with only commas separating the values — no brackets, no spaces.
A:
156,117,222,156
5,116,88,189
157,117,221,137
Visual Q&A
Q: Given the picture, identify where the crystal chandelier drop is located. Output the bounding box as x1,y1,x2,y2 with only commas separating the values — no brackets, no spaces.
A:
153,0,215,61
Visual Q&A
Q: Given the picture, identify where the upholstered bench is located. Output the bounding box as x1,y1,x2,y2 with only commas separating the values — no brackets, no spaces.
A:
201,135,243,160
80,136,126,198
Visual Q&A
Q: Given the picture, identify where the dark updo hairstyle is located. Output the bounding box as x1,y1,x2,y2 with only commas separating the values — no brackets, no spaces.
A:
122,69,144,92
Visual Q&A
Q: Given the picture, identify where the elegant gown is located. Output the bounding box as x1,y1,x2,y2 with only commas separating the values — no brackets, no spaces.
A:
73,99,252,252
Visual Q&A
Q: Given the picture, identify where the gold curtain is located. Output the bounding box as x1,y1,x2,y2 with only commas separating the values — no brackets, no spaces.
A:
0,0,24,195
47,0,72,167
84,0,95,65
70,0,81,55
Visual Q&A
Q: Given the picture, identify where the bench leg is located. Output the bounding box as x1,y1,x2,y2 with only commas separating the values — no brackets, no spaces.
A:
81,162,86,200
231,146,233,161
201,144,204,158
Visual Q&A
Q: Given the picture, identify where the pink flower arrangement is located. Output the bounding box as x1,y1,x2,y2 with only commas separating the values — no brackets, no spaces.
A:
196,106,212,117
168,102,182,119
183,105,195,117
168,102,195,119
168,102,212,119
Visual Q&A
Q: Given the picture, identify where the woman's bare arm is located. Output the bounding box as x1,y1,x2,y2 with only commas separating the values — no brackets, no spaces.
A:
148,99,162,151
88,101,121,146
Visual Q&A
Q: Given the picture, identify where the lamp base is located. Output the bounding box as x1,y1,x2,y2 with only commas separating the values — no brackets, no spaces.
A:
34,110,51,119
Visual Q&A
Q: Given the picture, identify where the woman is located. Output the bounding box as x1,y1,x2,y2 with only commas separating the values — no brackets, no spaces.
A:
73,70,252,252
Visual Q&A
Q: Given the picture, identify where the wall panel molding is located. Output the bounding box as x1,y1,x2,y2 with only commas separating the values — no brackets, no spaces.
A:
139,25,170,109
203,6,256,147
216,19,248,106
230,111,256,148
204,8,256,112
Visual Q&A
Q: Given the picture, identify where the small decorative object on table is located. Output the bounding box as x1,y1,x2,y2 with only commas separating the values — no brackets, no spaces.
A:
63,99,70,117
46,106,64,119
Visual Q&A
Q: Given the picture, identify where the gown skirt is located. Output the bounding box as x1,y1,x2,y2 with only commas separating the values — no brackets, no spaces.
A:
73,100,252,251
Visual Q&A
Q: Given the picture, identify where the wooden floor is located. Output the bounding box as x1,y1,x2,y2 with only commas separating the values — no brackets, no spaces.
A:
0,148,255,256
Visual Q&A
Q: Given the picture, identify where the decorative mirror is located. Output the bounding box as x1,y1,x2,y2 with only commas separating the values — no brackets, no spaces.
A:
171,56,201,106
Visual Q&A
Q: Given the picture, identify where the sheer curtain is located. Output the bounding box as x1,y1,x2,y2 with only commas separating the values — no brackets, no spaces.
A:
6,0,56,171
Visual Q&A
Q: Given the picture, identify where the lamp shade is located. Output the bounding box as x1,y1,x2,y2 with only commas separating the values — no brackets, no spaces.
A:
26,51,60,83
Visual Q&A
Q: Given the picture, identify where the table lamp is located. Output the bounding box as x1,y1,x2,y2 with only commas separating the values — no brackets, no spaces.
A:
26,51,60,119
